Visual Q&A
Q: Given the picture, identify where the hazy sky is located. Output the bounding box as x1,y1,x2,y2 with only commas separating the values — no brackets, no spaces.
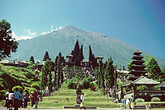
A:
0,0,165,60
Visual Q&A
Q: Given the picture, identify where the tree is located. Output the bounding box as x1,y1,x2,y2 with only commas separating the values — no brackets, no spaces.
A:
71,40,83,66
104,57,114,88
30,56,35,64
162,64,165,74
80,44,84,61
42,60,54,95
146,57,162,80
43,51,51,61
55,52,65,88
127,61,132,71
97,59,105,89
0,19,18,59
89,45,97,68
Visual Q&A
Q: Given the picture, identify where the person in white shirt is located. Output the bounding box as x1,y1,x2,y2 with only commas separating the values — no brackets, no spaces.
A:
126,98,130,110
8,91,14,109
80,93,85,110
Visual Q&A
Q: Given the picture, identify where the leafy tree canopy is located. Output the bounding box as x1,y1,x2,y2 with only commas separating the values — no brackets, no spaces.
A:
0,19,18,59
146,57,162,80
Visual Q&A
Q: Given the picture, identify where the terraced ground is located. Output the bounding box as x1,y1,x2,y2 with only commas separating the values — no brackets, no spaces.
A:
38,82,122,109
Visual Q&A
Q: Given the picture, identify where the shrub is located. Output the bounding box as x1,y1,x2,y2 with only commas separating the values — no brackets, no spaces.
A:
135,98,145,103
12,86,23,91
153,85,160,90
136,85,149,91
0,90,6,96
151,97,160,102
29,88,37,93
87,76,93,82
89,82,95,88
31,83,40,90
67,78,78,89
90,87,96,91
81,78,90,89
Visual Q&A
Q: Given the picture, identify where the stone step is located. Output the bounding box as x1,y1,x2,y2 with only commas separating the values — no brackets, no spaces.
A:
64,106,96,109
133,105,146,110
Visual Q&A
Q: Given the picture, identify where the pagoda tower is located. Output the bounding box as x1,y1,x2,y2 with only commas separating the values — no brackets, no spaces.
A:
129,50,147,81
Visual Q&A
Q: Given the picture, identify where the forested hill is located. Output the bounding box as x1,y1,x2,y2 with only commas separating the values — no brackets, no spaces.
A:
10,26,165,67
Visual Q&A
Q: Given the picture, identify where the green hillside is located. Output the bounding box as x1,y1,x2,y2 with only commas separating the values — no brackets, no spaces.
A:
0,64,40,91
10,26,165,67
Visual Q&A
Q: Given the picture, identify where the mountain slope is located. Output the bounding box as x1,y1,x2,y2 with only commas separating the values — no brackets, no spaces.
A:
10,26,165,67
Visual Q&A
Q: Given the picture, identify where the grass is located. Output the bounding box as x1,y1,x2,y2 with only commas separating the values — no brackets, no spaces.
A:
37,82,122,109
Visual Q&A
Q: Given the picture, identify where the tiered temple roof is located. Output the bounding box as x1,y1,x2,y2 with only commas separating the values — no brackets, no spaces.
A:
129,51,147,80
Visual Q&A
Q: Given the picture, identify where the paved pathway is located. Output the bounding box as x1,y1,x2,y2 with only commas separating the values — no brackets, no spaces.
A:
0,107,124,110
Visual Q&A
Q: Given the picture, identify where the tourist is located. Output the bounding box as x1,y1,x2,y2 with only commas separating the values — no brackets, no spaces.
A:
121,92,125,104
19,90,23,108
29,91,34,107
8,90,14,110
23,90,29,108
13,88,20,110
34,90,40,109
80,93,85,110
5,88,9,108
130,95,135,110
126,98,130,110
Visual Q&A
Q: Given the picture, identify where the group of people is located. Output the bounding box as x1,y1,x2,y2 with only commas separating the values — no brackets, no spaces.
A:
121,95,135,110
5,88,40,109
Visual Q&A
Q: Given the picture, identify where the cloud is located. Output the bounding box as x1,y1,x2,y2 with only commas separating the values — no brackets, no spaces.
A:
23,29,36,37
12,31,33,40
41,25,63,35
12,29,37,40
41,32,48,35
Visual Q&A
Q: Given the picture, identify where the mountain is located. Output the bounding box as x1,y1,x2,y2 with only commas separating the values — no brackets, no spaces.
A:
10,26,165,67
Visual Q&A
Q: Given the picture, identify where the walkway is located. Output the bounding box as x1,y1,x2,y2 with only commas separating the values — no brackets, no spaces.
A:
0,107,124,110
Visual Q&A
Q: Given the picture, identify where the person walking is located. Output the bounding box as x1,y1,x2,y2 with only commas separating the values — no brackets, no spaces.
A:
29,91,34,108
8,90,14,110
34,91,40,109
19,90,23,108
126,98,130,110
13,88,20,110
23,90,29,108
5,89,9,109
80,93,85,110
130,95,135,110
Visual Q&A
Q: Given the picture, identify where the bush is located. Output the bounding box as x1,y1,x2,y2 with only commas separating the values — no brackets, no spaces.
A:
0,90,6,96
153,85,160,90
89,82,95,88
29,88,37,93
87,76,93,82
135,98,145,103
90,87,96,91
67,78,78,89
12,86,23,91
136,85,149,91
31,83,40,90
81,78,90,89
151,97,160,102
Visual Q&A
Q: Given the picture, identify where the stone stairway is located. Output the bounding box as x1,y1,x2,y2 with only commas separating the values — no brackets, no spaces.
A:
65,66,85,79
133,105,146,110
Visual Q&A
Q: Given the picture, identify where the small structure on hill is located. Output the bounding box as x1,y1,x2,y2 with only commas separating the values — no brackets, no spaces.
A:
66,55,75,66
96,56,104,62
0,59,29,68
81,59,90,67
159,82,165,90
